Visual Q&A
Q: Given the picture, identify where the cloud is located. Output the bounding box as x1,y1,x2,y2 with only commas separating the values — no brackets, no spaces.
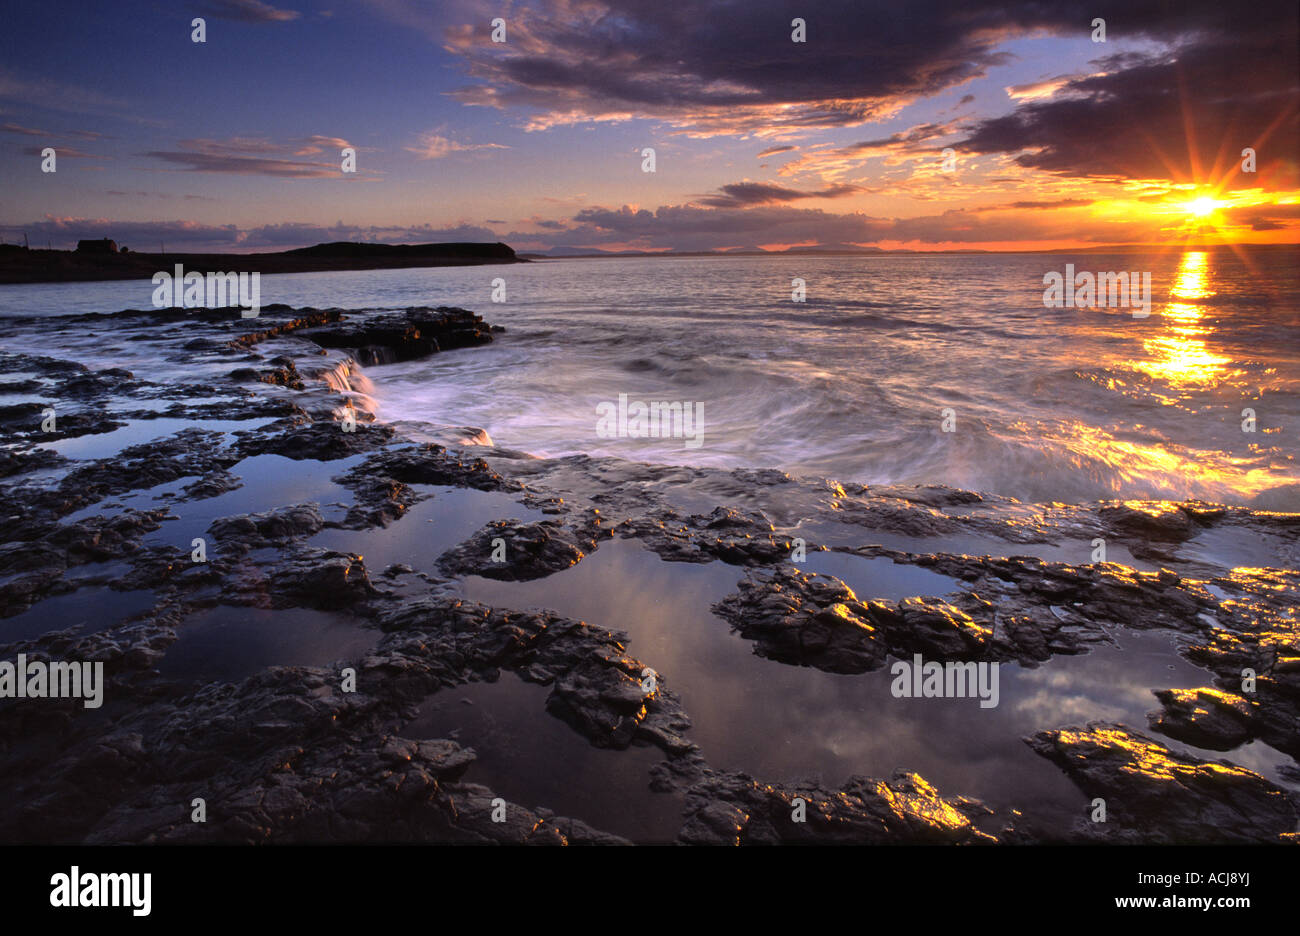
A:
419,0,1282,138
498,195,1216,252
0,218,502,252
0,68,135,119
292,135,355,155
19,145,105,160
775,120,961,179
961,3,1299,187
142,136,370,178
9,195,1293,256
756,145,796,158
404,131,508,160
104,190,220,202
199,0,300,22
696,181,862,207
973,198,1093,211
2,122,104,140
1004,75,1083,103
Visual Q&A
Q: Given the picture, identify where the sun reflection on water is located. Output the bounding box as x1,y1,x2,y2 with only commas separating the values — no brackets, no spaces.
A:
1131,251,1232,387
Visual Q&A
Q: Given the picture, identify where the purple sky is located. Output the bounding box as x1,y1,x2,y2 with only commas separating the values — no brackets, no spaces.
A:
2,0,1296,252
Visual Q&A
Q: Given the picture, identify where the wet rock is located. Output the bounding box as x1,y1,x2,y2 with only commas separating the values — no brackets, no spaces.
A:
300,307,494,365
676,768,998,845
270,551,375,610
0,509,169,616
438,518,604,581
1026,722,1298,843
336,478,426,530
3,305,1297,845
0,446,65,479
233,358,305,390
180,470,242,501
228,308,345,348
714,567,998,674
0,403,123,443
1098,501,1198,542
11,428,239,520
374,597,692,753
208,504,326,550
235,418,395,461
1147,688,1255,750
713,568,886,673
341,443,518,492
627,506,797,565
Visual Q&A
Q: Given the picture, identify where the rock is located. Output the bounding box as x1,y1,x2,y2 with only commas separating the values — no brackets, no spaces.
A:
1026,722,1298,843
677,769,998,845
208,504,326,549
299,307,494,365
1148,687,1255,750
438,519,606,581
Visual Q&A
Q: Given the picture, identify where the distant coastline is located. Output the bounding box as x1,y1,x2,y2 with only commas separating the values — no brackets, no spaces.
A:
0,241,525,285
519,242,1299,260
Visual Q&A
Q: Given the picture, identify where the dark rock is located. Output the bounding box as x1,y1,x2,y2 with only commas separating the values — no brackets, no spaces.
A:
300,307,494,365
1148,687,1255,750
438,518,606,581
1026,722,1298,843
677,768,998,845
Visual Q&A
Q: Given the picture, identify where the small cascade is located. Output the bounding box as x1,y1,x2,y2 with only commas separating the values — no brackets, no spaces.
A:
315,357,378,418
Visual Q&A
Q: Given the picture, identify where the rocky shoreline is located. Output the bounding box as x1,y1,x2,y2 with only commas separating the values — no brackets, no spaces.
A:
0,302,1296,844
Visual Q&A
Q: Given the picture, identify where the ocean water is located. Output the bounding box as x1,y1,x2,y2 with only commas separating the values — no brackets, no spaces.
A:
2,248,1297,507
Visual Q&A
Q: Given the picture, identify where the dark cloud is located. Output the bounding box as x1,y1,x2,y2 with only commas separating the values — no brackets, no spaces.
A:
503,197,1215,251
960,1,1299,185
144,150,339,177
142,137,365,178
756,145,796,158
977,198,1093,211
436,0,1285,136
1222,202,1300,231
697,181,862,207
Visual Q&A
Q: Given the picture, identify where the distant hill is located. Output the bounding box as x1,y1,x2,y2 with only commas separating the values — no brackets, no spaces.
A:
283,241,518,261
0,241,525,285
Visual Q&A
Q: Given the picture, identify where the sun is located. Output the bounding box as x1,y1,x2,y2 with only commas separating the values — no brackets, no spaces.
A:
1184,196,1224,218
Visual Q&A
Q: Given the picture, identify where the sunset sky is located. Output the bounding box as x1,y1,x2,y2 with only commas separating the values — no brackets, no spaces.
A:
2,0,1297,253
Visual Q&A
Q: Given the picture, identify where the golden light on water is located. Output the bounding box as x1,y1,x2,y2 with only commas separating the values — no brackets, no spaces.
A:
1170,250,1211,301
1131,251,1232,387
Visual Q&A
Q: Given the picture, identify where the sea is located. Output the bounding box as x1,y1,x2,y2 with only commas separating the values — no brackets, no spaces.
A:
1,247,1297,508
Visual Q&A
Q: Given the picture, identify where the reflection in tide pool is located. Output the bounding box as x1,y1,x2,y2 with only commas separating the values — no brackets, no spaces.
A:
456,537,1281,836
405,672,684,842
158,605,378,684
